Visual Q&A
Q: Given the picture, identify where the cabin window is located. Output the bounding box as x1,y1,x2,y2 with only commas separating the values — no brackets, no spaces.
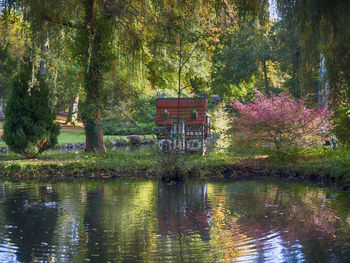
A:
162,110,169,121
191,110,198,120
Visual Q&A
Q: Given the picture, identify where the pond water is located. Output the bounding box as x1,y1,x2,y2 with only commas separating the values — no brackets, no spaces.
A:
0,178,349,262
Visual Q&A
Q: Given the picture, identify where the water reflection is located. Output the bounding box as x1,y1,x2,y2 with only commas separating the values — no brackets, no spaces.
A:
157,182,210,238
0,184,58,262
0,178,349,262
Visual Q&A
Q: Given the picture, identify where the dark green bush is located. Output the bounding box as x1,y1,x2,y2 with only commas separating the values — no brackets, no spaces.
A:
3,61,60,158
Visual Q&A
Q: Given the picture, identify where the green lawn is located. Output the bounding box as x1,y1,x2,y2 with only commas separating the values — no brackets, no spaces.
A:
58,127,153,144
0,126,153,146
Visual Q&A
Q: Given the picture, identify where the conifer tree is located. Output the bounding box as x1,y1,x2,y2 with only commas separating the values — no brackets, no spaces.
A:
3,60,60,158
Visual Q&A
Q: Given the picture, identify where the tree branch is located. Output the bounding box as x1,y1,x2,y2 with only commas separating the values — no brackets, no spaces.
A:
41,12,86,29
180,39,200,69
88,0,97,25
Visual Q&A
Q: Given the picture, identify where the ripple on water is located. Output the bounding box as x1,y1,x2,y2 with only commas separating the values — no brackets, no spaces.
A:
0,178,349,262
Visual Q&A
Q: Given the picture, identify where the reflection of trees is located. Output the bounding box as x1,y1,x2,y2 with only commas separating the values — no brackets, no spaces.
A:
49,180,159,262
2,185,58,262
101,180,158,262
207,181,350,262
234,183,344,240
0,179,348,262
0,181,9,261
53,182,87,262
83,185,108,262
206,184,249,261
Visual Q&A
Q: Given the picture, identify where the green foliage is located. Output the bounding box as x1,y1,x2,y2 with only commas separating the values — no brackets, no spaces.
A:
264,145,350,183
102,95,156,135
3,61,60,158
145,0,215,95
211,18,284,100
269,20,302,97
210,103,232,151
276,0,350,104
0,11,30,100
133,96,157,124
102,121,154,136
211,23,259,99
2,0,350,159
0,47,17,100
333,103,350,143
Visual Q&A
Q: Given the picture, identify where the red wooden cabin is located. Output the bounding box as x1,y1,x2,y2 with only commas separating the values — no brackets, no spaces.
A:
154,98,210,153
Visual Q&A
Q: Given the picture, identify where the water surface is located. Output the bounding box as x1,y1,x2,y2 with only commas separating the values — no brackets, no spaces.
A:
0,178,349,262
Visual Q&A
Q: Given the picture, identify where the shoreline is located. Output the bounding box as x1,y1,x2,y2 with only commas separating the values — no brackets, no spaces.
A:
0,151,349,190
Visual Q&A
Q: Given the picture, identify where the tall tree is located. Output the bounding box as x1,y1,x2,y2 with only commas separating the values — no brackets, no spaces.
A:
276,0,350,105
74,0,114,152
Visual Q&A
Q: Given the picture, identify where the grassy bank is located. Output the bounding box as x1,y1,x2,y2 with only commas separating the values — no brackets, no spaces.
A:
0,150,244,178
0,147,349,187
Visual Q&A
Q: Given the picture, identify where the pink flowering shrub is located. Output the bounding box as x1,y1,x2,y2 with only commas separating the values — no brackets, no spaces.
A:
232,91,333,152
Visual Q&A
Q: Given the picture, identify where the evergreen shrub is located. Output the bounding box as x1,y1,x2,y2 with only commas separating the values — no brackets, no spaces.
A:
3,61,60,158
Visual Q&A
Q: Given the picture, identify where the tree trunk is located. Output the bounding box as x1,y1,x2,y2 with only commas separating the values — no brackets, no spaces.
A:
0,93,4,120
39,21,49,78
66,93,79,124
79,0,112,153
263,58,269,93
81,17,106,153
84,113,106,153
82,68,106,153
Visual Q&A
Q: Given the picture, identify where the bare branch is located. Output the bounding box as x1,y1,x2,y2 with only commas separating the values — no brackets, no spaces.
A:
180,38,200,69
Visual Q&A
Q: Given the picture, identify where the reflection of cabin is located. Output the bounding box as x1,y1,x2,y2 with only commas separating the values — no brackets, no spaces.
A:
154,98,210,153
157,182,210,239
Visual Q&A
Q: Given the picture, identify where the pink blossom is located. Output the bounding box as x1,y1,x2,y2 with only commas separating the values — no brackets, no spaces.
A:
232,91,333,151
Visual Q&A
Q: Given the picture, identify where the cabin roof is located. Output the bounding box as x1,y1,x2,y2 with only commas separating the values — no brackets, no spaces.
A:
155,98,208,126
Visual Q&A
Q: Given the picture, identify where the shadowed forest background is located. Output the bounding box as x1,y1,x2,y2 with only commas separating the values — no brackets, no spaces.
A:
0,0,349,158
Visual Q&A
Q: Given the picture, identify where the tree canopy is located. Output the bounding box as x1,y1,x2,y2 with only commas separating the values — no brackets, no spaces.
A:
0,0,349,149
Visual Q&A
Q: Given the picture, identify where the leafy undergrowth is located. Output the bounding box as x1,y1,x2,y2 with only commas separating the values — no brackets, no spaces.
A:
262,146,350,184
0,147,349,185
